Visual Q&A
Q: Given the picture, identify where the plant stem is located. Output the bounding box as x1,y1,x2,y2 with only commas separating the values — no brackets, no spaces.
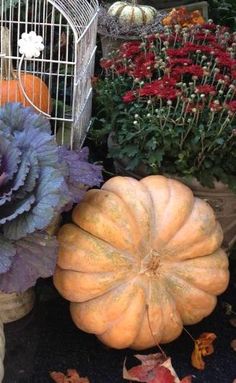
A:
146,304,167,358
183,326,196,342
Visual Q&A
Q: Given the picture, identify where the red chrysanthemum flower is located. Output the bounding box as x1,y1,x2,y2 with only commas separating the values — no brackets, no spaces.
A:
138,78,180,100
215,52,236,70
156,87,180,100
231,70,236,80
201,23,217,31
122,90,136,103
168,58,193,67
134,52,155,66
171,64,204,79
225,100,236,113
115,63,128,75
166,47,189,57
193,32,217,43
215,73,231,85
131,65,153,79
100,59,114,69
120,41,141,58
209,101,222,112
185,102,205,113
195,85,216,95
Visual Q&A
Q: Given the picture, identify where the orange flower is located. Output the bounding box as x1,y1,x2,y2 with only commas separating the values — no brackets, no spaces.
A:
162,7,205,27
191,332,217,370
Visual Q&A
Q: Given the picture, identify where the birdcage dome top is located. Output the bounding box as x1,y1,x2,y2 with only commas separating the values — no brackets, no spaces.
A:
49,0,99,40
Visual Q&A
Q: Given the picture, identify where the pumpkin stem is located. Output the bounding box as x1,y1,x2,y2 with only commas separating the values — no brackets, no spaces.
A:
0,26,17,80
183,326,196,342
146,304,167,358
131,0,137,5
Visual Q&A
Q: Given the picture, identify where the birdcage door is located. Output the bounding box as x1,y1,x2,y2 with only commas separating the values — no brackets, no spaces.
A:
0,0,77,122
0,0,99,148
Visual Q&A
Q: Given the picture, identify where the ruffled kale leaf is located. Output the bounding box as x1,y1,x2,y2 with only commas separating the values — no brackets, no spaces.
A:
0,102,51,135
0,232,58,293
58,146,103,205
0,104,70,240
0,234,16,273
0,103,103,292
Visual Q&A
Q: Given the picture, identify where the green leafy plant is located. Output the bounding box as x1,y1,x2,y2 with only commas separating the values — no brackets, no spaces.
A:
208,0,236,30
91,22,236,189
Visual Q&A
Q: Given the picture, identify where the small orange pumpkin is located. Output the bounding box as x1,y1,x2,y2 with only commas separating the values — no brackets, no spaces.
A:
0,27,51,114
54,175,229,350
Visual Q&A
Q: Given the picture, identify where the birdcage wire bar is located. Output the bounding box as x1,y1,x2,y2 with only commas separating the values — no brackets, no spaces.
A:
0,0,99,148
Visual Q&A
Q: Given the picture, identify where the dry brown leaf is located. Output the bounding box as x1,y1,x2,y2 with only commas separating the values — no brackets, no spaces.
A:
229,318,236,327
123,353,192,383
191,332,217,370
50,369,89,383
231,339,236,352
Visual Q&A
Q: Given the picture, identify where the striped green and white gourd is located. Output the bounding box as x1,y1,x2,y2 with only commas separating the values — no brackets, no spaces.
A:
107,0,157,25
0,321,5,383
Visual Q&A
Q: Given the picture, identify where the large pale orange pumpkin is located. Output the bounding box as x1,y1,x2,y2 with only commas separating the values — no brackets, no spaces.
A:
54,175,229,350
0,27,51,114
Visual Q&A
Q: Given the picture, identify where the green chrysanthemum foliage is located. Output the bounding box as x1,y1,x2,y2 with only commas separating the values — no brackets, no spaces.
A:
0,103,103,292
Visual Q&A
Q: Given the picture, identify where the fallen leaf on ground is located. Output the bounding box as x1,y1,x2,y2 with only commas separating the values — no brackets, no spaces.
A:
222,302,234,315
191,332,217,370
231,339,236,352
50,369,89,383
229,318,236,327
123,353,192,383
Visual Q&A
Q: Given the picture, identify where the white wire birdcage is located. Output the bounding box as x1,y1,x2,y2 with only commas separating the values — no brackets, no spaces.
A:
0,0,99,148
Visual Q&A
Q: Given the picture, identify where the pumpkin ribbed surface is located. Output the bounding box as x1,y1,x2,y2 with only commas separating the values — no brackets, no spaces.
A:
108,1,157,25
54,175,229,350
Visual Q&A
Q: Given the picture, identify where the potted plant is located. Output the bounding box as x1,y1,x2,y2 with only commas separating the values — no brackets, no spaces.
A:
98,0,208,57
91,21,236,249
0,103,103,322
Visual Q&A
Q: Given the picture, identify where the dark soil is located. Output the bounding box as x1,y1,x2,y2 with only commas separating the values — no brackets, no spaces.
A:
2,261,236,383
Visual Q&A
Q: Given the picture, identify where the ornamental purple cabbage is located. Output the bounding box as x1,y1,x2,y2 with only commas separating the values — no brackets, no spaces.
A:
0,103,103,292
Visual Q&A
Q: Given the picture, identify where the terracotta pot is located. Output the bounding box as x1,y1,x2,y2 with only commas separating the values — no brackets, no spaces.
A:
0,321,4,383
108,132,236,250
0,289,35,324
